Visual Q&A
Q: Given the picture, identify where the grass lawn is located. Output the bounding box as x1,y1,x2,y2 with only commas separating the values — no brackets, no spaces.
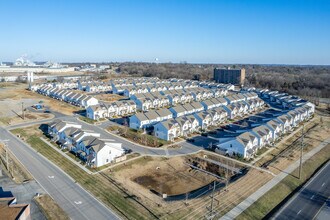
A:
107,126,170,147
34,194,70,220
11,127,159,220
236,144,330,220
79,116,96,124
255,146,270,156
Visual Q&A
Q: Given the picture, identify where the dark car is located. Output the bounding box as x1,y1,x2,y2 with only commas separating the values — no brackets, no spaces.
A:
124,149,132,154
209,130,217,134
201,133,208,137
187,138,195,143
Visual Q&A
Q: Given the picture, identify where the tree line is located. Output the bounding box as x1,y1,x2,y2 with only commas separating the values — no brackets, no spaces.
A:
108,62,330,99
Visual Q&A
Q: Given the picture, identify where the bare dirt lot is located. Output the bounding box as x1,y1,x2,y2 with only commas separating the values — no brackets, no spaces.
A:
0,111,54,126
130,157,215,196
0,82,81,121
110,154,259,219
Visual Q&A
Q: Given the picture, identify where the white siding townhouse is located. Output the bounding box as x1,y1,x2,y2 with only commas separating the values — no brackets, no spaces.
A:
223,104,238,119
154,119,181,141
134,97,153,111
201,100,218,110
265,119,283,142
194,111,212,130
129,113,150,130
48,119,82,141
276,115,293,134
217,131,258,158
47,120,124,167
287,110,300,127
77,137,124,167
175,116,193,137
86,103,108,120
79,96,99,108
251,125,273,147
170,105,188,118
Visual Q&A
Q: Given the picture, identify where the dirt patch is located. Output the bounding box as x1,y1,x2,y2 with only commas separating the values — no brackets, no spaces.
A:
0,112,54,126
127,157,215,196
110,154,271,219
0,83,80,117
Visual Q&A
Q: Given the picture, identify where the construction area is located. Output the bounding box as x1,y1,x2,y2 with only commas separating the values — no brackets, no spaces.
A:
109,153,262,218
0,82,78,126
107,112,330,219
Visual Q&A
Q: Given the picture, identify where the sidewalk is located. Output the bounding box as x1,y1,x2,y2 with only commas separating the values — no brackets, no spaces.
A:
39,137,93,174
220,137,330,220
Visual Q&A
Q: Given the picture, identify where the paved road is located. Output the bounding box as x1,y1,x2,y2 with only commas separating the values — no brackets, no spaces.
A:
272,161,330,220
0,126,120,220
221,138,330,220
60,115,202,156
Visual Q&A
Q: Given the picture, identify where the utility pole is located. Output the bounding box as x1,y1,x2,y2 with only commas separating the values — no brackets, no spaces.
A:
209,181,216,218
21,102,25,120
185,192,189,205
299,125,304,179
225,159,229,191
0,140,10,173
5,144,9,170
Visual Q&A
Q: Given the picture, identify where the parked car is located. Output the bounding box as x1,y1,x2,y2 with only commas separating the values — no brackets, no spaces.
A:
201,133,208,137
187,138,195,143
209,130,217,134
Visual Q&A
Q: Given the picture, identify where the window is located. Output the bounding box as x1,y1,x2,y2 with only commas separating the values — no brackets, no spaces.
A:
106,159,109,162
230,144,232,148
109,151,111,154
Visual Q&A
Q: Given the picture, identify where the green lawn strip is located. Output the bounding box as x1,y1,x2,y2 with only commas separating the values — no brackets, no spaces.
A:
107,126,170,147
11,128,158,220
236,145,330,220
79,116,96,124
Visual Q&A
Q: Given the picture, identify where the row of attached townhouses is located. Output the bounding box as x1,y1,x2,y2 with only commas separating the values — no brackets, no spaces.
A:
77,81,112,93
128,92,266,140
216,103,314,158
47,119,125,167
129,109,173,130
254,89,315,110
86,100,137,120
222,98,265,119
36,86,99,108
154,107,229,141
114,81,199,97
199,81,235,90
110,77,160,87
29,81,78,92
129,87,228,112
130,92,171,111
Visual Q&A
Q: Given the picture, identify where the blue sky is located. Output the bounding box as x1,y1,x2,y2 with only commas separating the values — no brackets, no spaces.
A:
0,0,329,64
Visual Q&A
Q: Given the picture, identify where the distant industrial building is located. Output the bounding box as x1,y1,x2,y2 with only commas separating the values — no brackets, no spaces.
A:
214,67,245,85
